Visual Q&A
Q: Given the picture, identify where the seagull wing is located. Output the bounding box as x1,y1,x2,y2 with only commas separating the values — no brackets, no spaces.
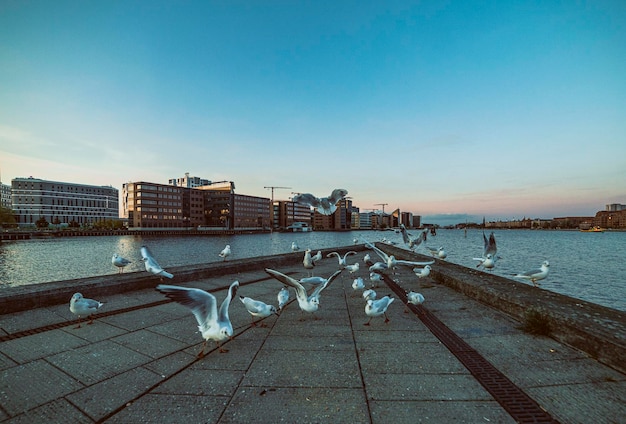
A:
293,193,321,208
311,269,342,298
265,268,308,302
395,259,435,267
218,281,239,323
156,285,218,328
328,188,348,204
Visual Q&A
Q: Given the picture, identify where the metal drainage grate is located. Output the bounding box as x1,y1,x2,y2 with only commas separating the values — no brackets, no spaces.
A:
383,273,560,424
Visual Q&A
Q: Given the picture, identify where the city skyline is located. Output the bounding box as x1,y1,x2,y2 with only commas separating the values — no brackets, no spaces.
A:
1,2,625,226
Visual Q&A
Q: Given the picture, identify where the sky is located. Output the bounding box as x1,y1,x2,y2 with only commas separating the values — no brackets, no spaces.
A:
1,1,625,226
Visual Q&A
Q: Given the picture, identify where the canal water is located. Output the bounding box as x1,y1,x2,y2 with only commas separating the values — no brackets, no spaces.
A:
1,229,624,311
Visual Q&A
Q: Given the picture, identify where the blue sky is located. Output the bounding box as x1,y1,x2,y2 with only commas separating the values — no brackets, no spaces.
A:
1,1,625,225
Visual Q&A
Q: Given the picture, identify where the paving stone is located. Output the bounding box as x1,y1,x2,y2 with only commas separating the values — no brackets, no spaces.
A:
357,341,467,375
67,366,163,421
0,360,83,416
243,348,362,388
0,351,17,371
142,351,196,377
370,400,517,423
111,329,189,358
152,369,243,396
46,339,152,385
221,386,370,423
528,381,626,424
365,372,494,401
0,329,88,364
105,393,228,423
3,398,91,424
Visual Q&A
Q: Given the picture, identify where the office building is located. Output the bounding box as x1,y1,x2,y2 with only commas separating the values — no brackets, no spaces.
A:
11,177,119,227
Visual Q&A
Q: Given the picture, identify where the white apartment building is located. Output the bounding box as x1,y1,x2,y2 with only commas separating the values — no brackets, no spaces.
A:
11,177,119,227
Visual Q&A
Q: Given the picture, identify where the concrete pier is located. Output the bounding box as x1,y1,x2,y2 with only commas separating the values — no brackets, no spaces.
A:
0,244,624,423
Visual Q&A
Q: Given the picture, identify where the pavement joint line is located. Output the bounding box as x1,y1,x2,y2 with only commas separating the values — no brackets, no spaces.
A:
380,271,561,424
341,274,375,424
0,274,295,343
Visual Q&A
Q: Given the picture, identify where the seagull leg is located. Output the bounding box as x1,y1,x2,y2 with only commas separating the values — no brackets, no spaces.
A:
384,313,390,324
363,318,372,326
74,316,83,329
197,341,206,358
217,341,229,353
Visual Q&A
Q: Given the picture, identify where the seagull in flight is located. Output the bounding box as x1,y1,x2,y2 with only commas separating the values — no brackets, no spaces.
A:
292,189,348,215
474,231,498,269
474,253,496,270
156,280,239,356
514,261,550,287
399,224,427,250
326,251,358,268
362,238,434,273
140,246,173,280
265,268,342,320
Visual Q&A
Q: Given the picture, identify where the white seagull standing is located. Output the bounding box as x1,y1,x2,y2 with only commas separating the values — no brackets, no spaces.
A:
407,291,425,305
265,268,342,320
352,277,365,293
292,188,349,216
426,246,447,259
362,289,377,302
112,254,131,273
413,265,431,279
303,249,316,275
140,246,174,280
364,296,395,326
219,245,231,261
311,250,323,264
156,280,239,356
239,296,279,327
277,287,290,311
345,262,360,274
69,293,104,328
514,261,550,287
369,271,383,288
291,241,300,252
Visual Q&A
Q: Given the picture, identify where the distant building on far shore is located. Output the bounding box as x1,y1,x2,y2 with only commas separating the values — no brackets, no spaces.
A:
11,177,119,228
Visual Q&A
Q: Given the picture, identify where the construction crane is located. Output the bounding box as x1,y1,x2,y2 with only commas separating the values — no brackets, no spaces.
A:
264,186,292,232
374,203,388,214
264,186,292,203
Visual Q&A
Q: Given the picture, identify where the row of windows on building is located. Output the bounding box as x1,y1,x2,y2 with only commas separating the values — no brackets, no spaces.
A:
3,176,420,230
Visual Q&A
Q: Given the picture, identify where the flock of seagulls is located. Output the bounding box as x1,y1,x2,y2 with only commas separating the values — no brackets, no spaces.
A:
70,188,553,360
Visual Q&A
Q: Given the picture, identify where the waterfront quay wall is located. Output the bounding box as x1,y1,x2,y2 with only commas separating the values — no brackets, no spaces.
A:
1,242,624,375
378,243,626,375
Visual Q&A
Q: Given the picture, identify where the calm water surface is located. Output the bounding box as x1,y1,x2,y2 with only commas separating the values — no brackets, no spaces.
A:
0,229,624,311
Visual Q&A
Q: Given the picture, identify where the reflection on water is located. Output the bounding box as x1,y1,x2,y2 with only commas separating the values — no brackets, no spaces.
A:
0,229,624,311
